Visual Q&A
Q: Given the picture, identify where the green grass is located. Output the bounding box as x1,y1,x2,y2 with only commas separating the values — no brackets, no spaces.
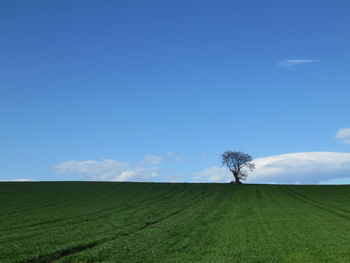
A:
1,182,350,262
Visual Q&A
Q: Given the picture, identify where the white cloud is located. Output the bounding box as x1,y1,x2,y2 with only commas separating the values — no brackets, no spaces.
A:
192,167,229,182
141,155,163,165
0,178,34,182
53,155,163,182
53,159,130,181
278,59,320,67
334,128,350,144
249,152,350,184
192,152,350,184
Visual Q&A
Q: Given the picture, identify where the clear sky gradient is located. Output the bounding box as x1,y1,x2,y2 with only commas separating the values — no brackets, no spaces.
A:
1,1,350,183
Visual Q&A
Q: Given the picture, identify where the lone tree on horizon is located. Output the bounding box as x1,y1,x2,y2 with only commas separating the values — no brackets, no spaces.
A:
221,151,255,184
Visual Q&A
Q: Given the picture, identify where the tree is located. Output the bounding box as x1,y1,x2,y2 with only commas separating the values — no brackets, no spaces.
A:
221,151,255,184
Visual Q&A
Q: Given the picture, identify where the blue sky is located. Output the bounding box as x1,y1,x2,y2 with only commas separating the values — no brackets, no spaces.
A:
1,0,350,183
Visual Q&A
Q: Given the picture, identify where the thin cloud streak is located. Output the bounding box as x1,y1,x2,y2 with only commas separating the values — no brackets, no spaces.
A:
278,59,320,67
0,178,35,182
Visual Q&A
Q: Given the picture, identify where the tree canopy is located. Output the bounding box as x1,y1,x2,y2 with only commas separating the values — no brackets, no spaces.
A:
221,151,255,184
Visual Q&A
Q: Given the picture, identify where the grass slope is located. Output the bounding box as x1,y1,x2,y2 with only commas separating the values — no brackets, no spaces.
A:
1,182,350,262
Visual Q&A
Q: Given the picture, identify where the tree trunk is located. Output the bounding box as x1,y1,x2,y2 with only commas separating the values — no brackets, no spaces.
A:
232,172,241,184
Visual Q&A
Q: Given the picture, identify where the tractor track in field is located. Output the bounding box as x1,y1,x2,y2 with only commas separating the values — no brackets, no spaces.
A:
283,186,350,214
1,185,194,233
2,183,133,217
0,184,92,216
1,196,84,217
290,190,350,213
17,187,219,263
0,189,178,233
280,186,350,221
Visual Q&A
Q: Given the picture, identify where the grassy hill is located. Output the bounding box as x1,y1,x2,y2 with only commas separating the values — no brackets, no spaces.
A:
1,182,350,263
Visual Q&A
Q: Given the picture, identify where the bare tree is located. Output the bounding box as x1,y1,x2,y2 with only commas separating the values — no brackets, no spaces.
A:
221,151,255,184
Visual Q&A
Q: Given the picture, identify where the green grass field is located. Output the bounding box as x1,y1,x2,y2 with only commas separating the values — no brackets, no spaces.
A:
1,182,350,263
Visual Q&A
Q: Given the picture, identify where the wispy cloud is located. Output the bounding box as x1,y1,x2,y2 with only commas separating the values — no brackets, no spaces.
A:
53,155,163,182
192,167,230,182
278,59,320,67
334,128,350,144
53,153,187,182
141,155,163,165
191,152,350,184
